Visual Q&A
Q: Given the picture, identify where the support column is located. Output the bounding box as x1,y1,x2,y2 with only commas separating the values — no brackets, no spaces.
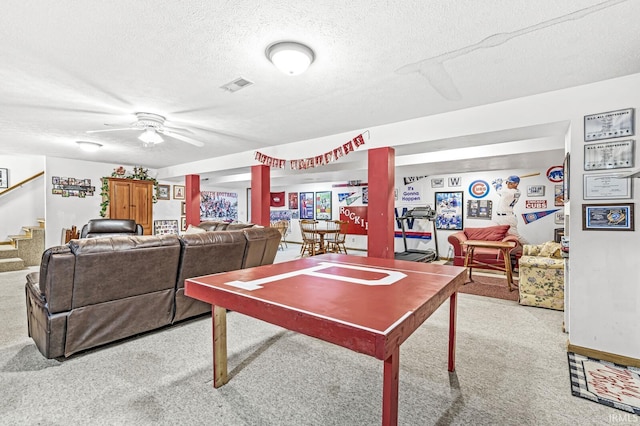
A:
367,147,395,259
185,174,200,227
251,165,270,226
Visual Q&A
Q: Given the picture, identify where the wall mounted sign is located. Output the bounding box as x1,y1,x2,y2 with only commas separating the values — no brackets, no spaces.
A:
527,185,545,197
583,173,632,200
546,166,564,183
584,139,635,171
468,180,489,198
525,200,547,209
339,206,368,235
430,178,444,188
584,108,634,142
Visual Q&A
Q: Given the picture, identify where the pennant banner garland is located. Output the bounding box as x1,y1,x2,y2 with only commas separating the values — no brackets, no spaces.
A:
254,131,369,170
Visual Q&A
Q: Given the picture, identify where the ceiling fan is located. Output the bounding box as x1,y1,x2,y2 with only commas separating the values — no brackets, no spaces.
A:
86,112,205,147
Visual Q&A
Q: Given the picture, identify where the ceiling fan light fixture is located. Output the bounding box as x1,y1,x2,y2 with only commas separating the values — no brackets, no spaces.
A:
138,128,164,145
76,141,102,152
266,41,314,76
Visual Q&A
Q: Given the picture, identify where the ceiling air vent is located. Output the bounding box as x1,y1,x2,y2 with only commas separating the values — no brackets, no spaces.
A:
220,77,254,93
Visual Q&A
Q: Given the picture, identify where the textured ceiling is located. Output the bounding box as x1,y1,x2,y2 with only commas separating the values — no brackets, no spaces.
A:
1,0,638,187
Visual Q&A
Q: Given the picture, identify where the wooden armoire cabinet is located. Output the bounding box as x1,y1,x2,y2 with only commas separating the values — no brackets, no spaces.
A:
105,178,154,235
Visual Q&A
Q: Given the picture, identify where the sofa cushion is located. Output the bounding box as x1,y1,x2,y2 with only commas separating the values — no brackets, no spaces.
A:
539,241,562,258
185,224,207,234
464,225,510,241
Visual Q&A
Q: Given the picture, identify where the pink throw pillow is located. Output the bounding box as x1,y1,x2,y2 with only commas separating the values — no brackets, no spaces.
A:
464,225,510,241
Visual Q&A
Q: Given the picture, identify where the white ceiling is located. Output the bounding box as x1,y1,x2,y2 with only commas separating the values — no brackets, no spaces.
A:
1,0,638,187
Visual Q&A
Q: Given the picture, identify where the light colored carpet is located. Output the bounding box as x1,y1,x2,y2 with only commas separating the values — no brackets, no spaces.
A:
0,249,634,425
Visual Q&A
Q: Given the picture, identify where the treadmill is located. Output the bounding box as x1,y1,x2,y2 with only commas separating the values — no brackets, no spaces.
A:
394,206,438,263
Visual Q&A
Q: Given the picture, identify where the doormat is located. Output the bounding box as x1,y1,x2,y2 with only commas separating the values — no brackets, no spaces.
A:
568,352,640,415
457,274,519,302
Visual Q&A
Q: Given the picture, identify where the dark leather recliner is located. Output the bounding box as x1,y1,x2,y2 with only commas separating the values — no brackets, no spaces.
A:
80,219,143,238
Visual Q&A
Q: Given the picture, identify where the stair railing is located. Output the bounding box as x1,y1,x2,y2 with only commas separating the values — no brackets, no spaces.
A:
0,171,44,198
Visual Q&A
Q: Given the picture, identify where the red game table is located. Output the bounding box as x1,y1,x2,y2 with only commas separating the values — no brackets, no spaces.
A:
185,253,467,426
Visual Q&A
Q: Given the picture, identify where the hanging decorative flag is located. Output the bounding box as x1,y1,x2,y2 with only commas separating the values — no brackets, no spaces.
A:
338,192,357,202
270,192,285,207
333,146,344,159
521,209,560,224
260,131,369,171
343,140,354,154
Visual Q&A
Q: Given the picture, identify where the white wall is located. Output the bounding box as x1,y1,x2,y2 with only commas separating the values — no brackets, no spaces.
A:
0,155,45,240
44,158,182,248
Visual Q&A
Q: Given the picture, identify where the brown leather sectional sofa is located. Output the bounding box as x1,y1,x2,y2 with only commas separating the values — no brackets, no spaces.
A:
25,227,281,359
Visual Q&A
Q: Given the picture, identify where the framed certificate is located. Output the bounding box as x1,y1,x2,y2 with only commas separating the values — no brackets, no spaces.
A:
583,139,634,171
584,108,634,141
584,173,632,200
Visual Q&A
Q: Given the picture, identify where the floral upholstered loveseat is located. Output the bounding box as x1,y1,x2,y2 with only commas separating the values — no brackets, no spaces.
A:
518,242,565,310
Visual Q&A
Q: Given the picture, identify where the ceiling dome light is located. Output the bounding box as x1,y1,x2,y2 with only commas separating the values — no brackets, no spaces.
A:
138,128,164,145
266,41,315,76
76,141,102,152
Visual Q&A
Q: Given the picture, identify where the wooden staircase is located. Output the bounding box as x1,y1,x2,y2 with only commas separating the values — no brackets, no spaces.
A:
0,219,45,272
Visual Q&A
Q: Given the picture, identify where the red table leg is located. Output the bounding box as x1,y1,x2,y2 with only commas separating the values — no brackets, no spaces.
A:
448,292,457,372
382,346,400,426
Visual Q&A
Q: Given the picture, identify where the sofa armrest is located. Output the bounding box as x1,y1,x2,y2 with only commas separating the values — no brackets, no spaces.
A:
447,231,467,255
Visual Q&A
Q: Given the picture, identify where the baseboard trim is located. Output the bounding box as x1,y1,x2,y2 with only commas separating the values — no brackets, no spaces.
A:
567,342,640,368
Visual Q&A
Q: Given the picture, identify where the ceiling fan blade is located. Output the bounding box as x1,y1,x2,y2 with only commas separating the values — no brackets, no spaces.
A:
163,130,205,147
163,125,194,135
86,127,135,134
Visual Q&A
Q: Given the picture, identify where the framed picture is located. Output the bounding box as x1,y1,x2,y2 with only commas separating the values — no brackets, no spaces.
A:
180,216,187,232
288,192,299,210
555,211,564,225
315,191,332,220
563,152,570,202
466,199,492,219
0,168,8,189
584,173,632,200
173,185,185,200
582,203,634,231
435,192,463,230
584,108,634,141
153,220,179,235
431,178,444,188
181,201,186,215
299,192,314,219
157,185,170,200
554,228,565,243
527,185,545,197
584,139,634,171
554,185,564,207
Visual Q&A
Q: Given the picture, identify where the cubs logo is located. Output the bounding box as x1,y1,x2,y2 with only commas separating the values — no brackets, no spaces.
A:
468,180,489,199
546,166,564,183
